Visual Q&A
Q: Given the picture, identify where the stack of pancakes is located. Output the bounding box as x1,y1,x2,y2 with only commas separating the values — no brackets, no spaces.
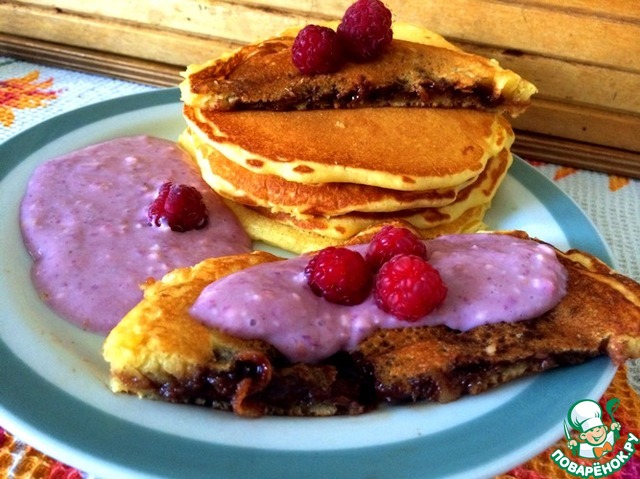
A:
179,22,535,253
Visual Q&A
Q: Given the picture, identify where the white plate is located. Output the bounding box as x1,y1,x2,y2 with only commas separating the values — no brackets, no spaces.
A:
0,89,617,479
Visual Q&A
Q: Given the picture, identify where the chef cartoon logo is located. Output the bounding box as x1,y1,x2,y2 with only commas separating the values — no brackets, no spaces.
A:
550,397,639,478
565,399,620,459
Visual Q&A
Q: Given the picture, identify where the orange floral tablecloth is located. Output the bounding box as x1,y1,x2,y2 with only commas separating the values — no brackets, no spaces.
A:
1,57,639,479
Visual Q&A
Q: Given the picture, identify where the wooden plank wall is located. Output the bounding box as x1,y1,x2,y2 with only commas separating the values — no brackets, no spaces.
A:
1,0,639,176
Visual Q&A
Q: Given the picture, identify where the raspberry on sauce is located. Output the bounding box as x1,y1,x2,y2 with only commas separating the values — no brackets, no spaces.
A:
366,225,427,271
374,254,447,321
148,182,208,232
337,0,393,62
304,247,372,305
292,25,344,75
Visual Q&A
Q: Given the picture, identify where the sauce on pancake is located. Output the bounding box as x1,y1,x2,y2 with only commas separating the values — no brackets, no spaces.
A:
190,233,568,363
20,135,251,334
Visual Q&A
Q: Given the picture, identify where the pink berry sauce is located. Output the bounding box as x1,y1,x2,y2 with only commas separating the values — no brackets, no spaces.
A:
20,135,251,334
190,233,568,363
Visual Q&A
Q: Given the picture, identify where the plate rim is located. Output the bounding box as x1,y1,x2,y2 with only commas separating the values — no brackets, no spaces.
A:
0,88,616,479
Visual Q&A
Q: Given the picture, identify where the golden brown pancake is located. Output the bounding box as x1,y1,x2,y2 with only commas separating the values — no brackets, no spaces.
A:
179,128,475,217
224,201,489,254
184,104,513,191
182,140,510,253
103,231,640,417
236,148,511,240
238,184,492,240
180,22,537,117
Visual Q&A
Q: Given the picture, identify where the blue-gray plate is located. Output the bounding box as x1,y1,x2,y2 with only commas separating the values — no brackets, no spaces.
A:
0,89,616,479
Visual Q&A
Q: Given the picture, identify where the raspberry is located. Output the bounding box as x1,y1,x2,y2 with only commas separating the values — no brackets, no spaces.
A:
365,225,427,271
148,182,208,232
304,247,372,305
292,25,344,75
337,0,393,62
374,254,447,321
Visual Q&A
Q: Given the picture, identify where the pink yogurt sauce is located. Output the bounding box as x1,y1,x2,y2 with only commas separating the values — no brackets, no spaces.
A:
20,135,251,334
190,233,568,363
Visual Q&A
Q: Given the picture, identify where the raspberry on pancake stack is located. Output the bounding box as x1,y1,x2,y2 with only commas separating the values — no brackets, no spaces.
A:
179,0,537,253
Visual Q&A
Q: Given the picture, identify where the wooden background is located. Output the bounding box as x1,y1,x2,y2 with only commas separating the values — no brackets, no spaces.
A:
1,0,639,176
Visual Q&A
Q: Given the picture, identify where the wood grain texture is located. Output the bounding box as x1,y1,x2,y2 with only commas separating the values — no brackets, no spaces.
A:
388,0,640,70
512,99,640,153
0,3,240,65
6,0,640,71
0,33,183,86
511,132,640,178
2,0,639,173
458,42,640,115
2,33,638,178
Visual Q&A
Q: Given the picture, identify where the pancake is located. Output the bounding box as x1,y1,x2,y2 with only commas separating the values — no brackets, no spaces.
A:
180,22,537,117
225,200,489,254
179,128,476,217
238,148,511,240
103,231,640,417
184,104,513,191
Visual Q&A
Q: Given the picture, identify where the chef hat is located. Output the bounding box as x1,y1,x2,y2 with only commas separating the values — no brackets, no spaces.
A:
568,399,604,433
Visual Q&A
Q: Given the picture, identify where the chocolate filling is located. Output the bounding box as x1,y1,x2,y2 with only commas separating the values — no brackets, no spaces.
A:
140,351,378,416
375,351,603,405
225,81,505,112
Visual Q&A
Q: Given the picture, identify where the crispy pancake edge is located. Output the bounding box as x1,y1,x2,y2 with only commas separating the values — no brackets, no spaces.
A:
103,231,640,416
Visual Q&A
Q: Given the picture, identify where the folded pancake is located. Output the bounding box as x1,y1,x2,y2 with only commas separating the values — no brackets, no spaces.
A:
103,231,640,417
179,129,475,217
180,22,537,117
184,105,513,191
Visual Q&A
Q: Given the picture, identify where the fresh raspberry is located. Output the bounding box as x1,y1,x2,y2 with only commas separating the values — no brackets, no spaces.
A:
365,225,427,271
148,182,208,232
374,254,447,321
337,0,393,62
304,247,372,305
292,25,344,75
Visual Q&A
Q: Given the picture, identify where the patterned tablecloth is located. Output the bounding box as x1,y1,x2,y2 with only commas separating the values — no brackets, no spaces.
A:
1,57,639,479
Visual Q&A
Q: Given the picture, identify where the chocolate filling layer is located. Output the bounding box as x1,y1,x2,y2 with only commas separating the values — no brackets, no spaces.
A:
220,81,505,112
123,351,378,417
